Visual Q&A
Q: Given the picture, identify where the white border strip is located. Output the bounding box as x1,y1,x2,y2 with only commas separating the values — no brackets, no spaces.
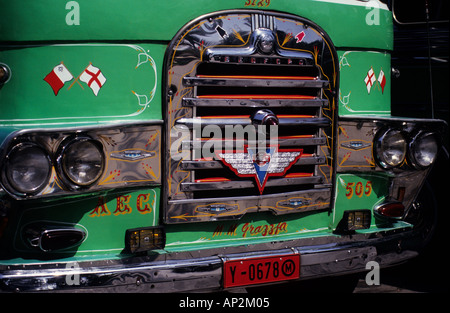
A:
314,0,389,11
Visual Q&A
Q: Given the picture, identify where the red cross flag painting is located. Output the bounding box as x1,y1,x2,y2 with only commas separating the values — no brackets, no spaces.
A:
79,63,106,96
364,67,376,94
44,63,74,96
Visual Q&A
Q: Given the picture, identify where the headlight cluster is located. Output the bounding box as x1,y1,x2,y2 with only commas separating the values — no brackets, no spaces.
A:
4,143,52,195
1,137,105,197
57,137,104,187
375,129,439,170
408,132,439,169
375,129,407,168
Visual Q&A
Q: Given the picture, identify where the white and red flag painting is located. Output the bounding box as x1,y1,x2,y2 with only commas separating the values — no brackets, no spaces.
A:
378,68,386,94
79,63,107,96
44,63,73,96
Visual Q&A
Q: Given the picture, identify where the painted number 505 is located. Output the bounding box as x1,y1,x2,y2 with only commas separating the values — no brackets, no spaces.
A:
345,181,372,199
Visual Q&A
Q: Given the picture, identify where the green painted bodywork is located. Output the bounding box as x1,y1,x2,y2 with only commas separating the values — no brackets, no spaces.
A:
0,0,407,265
332,173,389,228
0,47,391,127
338,50,391,116
1,0,393,50
0,44,162,126
0,0,393,126
1,177,409,265
2,189,160,260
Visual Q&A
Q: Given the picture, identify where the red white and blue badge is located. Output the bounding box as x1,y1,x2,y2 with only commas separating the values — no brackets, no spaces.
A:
218,145,302,194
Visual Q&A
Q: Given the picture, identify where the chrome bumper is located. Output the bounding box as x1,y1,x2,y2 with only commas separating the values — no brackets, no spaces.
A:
0,231,419,292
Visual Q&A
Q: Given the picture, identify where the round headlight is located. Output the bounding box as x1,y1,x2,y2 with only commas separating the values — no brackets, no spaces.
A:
375,129,407,169
4,143,51,195
59,138,104,187
409,132,438,169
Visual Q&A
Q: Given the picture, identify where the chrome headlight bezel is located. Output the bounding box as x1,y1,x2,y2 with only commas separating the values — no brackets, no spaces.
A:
0,123,161,200
408,131,439,169
56,136,105,189
2,142,52,196
374,129,407,169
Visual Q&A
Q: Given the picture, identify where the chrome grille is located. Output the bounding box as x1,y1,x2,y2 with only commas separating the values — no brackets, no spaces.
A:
164,11,337,223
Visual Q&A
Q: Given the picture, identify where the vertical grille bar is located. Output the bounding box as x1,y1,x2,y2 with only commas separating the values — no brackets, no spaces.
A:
252,14,275,31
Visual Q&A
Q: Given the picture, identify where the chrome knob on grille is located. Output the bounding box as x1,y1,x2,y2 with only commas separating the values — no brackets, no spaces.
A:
251,109,279,137
255,28,275,54
251,109,279,127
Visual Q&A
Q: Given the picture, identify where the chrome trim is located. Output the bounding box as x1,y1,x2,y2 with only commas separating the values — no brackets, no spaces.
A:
164,10,338,223
0,230,420,292
340,141,372,151
0,63,11,85
373,201,405,221
168,188,331,220
180,155,326,170
337,117,447,215
110,150,156,161
337,117,447,173
0,122,162,200
183,137,327,149
251,109,279,127
392,0,449,25
24,226,86,253
183,76,328,88
181,176,323,192
176,117,330,128
205,28,316,64
251,15,275,31
182,97,328,108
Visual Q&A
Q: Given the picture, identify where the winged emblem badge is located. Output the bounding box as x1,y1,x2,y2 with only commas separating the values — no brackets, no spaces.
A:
217,145,302,194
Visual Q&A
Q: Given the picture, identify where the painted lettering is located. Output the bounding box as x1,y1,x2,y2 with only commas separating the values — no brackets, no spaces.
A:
89,193,156,218
245,0,270,7
242,222,287,238
227,224,238,236
89,196,111,217
114,195,132,215
213,225,224,237
136,193,152,214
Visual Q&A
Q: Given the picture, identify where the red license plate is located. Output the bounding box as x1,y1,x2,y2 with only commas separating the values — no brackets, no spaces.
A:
223,254,300,288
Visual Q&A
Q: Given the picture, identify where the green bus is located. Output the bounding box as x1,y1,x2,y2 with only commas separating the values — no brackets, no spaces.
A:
0,0,447,292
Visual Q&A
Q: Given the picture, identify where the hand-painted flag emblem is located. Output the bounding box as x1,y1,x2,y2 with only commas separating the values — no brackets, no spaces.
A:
44,63,73,96
378,68,386,94
79,64,107,96
364,67,376,94
218,145,302,194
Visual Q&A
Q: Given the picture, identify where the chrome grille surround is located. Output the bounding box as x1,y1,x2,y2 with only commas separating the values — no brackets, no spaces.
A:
164,11,338,223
